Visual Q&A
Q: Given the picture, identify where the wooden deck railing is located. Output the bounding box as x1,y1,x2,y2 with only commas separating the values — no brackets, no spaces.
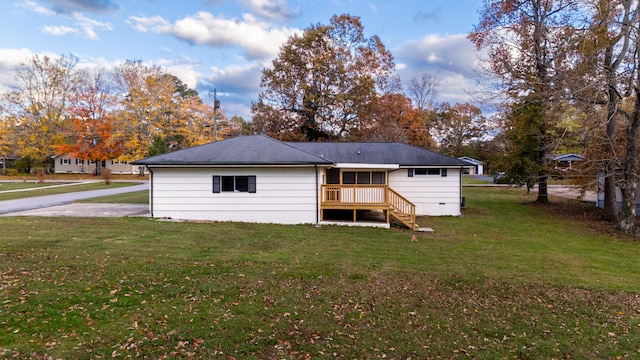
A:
321,184,387,206
321,184,417,228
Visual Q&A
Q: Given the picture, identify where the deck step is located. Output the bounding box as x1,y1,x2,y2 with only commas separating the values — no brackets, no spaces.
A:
389,209,419,230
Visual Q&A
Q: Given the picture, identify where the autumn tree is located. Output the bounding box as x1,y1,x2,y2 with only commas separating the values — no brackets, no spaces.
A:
359,93,434,148
470,0,579,203
251,14,397,141
0,106,13,169
567,0,637,229
56,70,124,175
4,54,81,167
114,61,212,160
431,102,487,157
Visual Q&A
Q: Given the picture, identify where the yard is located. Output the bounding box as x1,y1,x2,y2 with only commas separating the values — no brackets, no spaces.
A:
1,187,639,358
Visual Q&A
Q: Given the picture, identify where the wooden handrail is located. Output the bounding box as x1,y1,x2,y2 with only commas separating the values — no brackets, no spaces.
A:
387,187,416,227
320,184,416,228
321,184,387,205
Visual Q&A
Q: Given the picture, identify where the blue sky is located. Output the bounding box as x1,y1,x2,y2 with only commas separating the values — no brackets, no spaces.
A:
0,0,485,120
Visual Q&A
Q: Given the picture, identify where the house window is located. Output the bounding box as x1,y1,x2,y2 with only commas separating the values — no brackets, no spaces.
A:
342,172,356,184
371,172,386,184
213,175,256,193
75,159,83,165
414,168,440,176
60,158,70,165
326,168,340,184
356,172,370,184
341,171,386,185
112,160,127,165
441,168,448,177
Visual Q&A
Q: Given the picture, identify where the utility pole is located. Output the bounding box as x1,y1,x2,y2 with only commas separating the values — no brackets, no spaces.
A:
210,89,221,141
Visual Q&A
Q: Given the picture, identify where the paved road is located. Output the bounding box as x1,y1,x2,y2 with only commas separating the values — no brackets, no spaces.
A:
0,183,149,216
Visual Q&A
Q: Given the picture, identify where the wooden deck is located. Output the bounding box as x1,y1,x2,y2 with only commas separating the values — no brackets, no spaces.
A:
320,184,418,230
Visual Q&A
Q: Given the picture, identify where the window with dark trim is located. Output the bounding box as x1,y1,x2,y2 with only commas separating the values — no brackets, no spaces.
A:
342,171,386,185
342,172,356,184
414,168,440,175
441,168,447,177
213,175,256,193
371,171,386,184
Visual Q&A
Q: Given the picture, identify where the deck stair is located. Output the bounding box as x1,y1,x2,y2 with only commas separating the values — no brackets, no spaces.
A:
321,184,420,230
387,188,420,230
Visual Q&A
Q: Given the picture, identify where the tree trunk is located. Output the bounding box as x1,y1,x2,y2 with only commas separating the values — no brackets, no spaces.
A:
602,63,620,222
619,180,637,234
603,163,618,222
618,88,640,234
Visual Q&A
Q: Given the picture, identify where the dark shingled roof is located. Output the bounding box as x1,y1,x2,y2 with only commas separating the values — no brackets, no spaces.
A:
133,135,469,167
133,135,332,166
288,141,469,166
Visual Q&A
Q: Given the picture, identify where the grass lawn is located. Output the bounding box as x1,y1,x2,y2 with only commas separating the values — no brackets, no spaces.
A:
0,182,141,201
77,190,149,204
1,188,640,359
0,182,65,191
462,174,494,184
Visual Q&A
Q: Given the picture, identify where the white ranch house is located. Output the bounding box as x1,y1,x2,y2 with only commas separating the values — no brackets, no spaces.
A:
53,154,145,175
133,135,470,229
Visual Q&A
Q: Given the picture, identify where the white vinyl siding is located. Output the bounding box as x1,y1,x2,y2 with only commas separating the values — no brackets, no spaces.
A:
389,167,462,216
53,155,86,173
150,167,321,224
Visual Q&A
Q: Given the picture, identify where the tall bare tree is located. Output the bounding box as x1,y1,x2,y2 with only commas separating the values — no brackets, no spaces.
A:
470,0,579,203
4,54,81,167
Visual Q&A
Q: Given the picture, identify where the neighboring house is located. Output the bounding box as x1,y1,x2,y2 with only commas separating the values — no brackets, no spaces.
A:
595,170,640,213
133,135,470,229
553,154,584,171
53,154,145,175
458,156,483,175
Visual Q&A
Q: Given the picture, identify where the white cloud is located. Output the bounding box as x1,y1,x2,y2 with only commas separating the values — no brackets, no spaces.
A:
240,0,301,22
41,24,79,36
71,12,112,40
128,12,300,60
0,48,36,93
395,33,484,105
126,15,170,33
19,0,55,16
156,57,201,90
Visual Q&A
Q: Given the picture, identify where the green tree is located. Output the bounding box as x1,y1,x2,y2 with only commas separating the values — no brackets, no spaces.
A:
251,14,397,141
502,95,545,191
147,135,168,157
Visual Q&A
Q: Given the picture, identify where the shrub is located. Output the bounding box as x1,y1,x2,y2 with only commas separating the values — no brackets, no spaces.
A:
32,167,47,183
101,168,112,185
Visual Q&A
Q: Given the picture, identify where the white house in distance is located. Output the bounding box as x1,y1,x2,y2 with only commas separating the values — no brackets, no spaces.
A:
458,156,484,175
133,135,471,229
53,153,145,175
